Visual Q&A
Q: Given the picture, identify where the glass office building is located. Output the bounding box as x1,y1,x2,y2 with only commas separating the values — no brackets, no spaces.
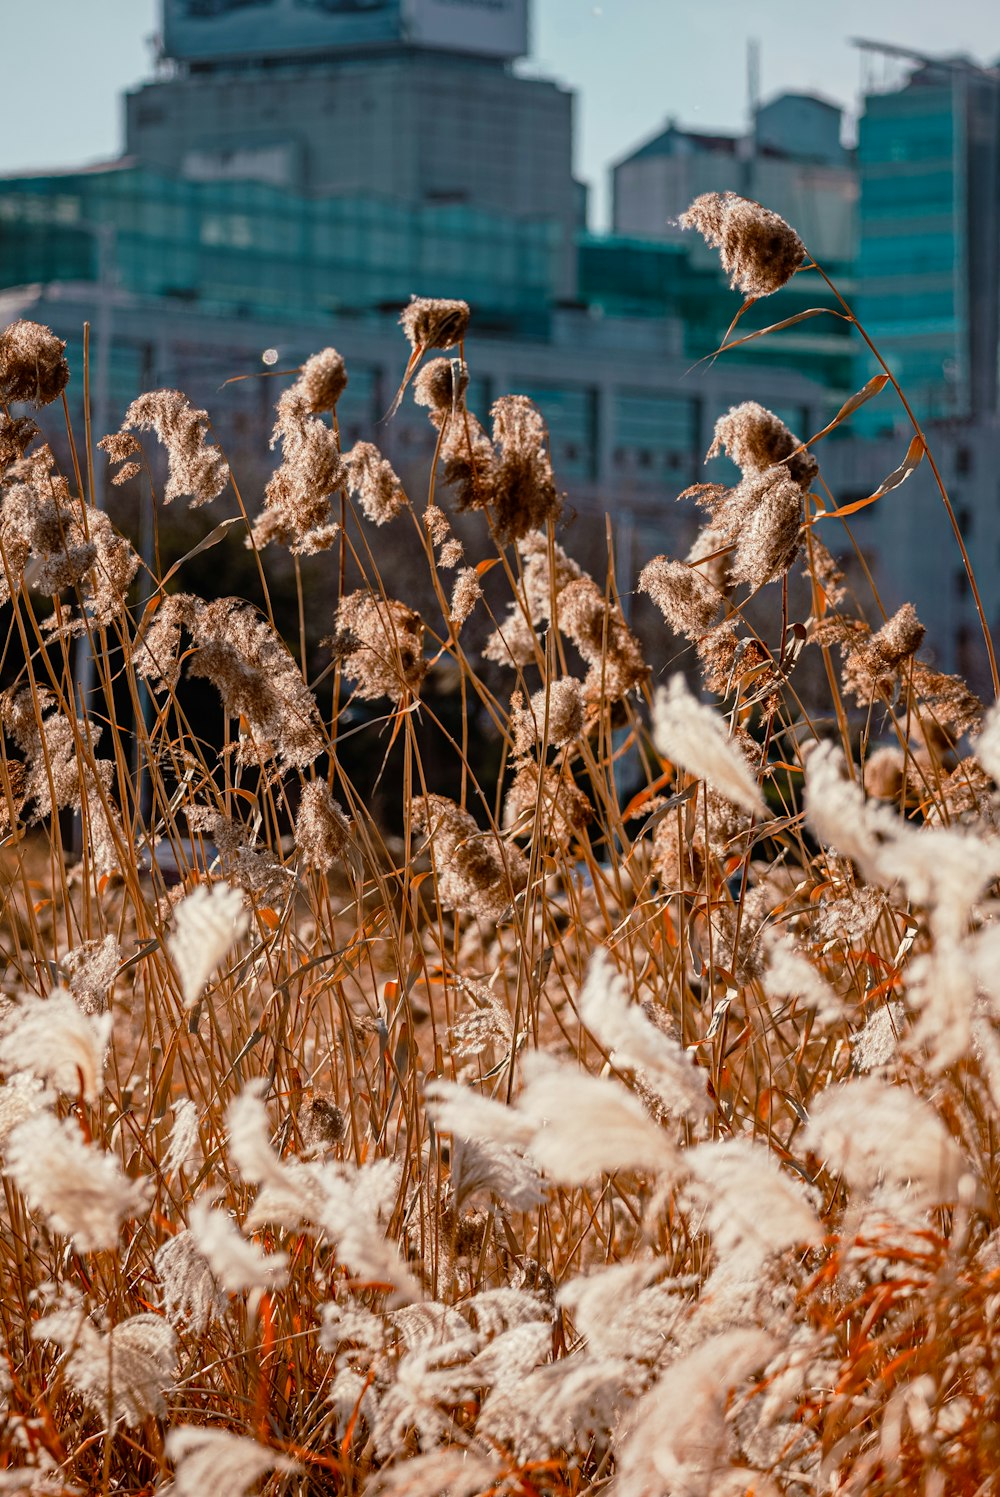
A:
854,60,1000,432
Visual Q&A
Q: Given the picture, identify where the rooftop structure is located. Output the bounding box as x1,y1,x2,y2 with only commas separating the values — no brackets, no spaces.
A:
611,91,857,266
161,0,528,67
129,1,577,296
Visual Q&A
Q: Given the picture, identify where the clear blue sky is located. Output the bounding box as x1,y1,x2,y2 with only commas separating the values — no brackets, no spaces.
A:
2,0,998,224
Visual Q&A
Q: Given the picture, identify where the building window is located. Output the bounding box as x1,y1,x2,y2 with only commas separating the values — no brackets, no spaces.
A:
956,624,976,680
956,446,973,477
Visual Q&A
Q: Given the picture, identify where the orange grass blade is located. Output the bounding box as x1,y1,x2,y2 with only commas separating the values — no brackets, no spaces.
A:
815,434,925,520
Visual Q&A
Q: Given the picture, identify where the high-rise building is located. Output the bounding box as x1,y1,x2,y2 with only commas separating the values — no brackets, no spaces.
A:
129,0,579,297
853,45,1000,431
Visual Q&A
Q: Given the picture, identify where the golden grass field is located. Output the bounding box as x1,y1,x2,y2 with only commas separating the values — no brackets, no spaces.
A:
0,193,998,1495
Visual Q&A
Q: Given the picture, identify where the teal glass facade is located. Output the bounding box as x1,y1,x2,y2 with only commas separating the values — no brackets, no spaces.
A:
854,79,964,432
578,234,855,394
0,167,560,331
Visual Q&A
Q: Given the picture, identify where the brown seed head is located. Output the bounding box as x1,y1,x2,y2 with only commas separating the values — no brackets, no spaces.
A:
840,604,926,703
557,576,649,703
334,591,427,703
179,597,324,769
296,348,348,413
696,620,741,696
415,793,528,923
400,297,470,353
63,934,121,1016
811,887,888,948
489,395,562,541
940,756,996,820
0,445,138,623
424,504,451,547
256,386,342,552
639,556,720,638
708,401,817,490
652,809,705,892
727,467,804,590
298,1094,346,1154
110,460,142,485
680,192,806,297
117,390,229,508
342,441,406,526
99,432,144,487
504,760,593,848
437,407,496,515
910,662,983,740
413,357,469,415
449,567,482,629
295,779,352,875
0,320,70,407
483,534,583,670
510,677,585,756
872,602,925,671
0,414,39,467
863,747,906,801
85,509,141,625
185,806,292,905
98,431,142,464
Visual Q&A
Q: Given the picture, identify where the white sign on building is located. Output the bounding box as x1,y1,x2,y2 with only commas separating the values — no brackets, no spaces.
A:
163,0,527,63
402,0,527,58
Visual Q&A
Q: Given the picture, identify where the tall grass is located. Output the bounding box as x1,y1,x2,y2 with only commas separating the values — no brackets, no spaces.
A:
0,201,998,1495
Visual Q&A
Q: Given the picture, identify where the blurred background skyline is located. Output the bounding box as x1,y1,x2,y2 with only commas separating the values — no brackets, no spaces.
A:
3,0,1000,692
4,0,1000,225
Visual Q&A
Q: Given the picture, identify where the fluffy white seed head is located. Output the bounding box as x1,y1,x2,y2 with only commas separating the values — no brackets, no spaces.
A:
517,1054,677,1185
163,1096,201,1176
685,1138,822,1278
579,949,710,1124
0,990,110,1102
803,1077,970,1207
617,1329,777,1497
652,675,766,817
4,1112,148,1251
168,881,249,1007
187,1198,288,1292
165,1427,299,1496
33,1306,177,1428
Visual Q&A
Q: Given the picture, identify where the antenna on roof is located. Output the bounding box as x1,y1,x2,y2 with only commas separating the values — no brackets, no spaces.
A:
747,38,761,129
743,38,760,192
